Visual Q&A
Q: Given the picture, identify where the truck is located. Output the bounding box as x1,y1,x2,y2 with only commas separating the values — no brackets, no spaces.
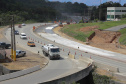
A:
41,44,60,60
0,42,11,49
16,50,26,58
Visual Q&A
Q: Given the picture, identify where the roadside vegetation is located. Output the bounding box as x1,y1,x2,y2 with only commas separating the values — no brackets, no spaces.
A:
119,28,126,45
61,20,126,44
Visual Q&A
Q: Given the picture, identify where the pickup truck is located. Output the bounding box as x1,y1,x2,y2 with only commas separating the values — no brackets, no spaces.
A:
0,42,11,49
16,50,26,57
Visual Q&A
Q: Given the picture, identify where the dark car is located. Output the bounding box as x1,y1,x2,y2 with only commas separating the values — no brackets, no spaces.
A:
0,42,11,49
15,30,19,35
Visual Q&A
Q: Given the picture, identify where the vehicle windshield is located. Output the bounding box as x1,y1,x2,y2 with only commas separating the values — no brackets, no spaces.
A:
1,43,6,45
51,48,59,52
29,42,34,43
16,51,19,53
22,35,26,36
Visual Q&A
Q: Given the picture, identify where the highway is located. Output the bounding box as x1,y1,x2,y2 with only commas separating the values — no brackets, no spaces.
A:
1,23,126,84
37,24,126,73
0,23,87,84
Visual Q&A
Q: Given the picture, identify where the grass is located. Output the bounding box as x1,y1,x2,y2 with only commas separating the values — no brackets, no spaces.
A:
61,20,126,42
119,28,126,45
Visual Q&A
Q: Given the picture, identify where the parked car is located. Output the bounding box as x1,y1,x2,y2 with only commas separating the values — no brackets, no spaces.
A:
20,33,27,39
27,41,35,47
15,30,19,35
0,42,11,49
16,50,26,57
22,23,26,26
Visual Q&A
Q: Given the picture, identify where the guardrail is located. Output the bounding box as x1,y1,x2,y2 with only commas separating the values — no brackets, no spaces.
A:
0,65,40,82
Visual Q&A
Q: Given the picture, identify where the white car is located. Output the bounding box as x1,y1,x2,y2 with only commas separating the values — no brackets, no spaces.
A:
20,33,27,39
22,23,26,26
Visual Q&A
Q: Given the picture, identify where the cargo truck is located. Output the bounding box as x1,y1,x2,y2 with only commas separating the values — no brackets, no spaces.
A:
41,44,60,60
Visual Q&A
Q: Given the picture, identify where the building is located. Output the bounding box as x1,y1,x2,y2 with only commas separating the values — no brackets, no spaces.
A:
107,7,126,21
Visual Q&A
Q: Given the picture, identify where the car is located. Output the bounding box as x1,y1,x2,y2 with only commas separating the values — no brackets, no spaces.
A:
20,33,27,39
22,23,26,26
15,30,19,35
16,50,26,57
0,42,11,49
27,41,35,47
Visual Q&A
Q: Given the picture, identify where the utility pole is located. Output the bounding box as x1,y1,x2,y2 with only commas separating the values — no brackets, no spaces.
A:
11,17,13,60
12,15,16,61
119,0,121,4
10,15,16,61
99,0,101,21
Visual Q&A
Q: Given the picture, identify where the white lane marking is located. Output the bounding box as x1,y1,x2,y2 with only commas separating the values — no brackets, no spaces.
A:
77,67,83,69
64,56,68,59
46,27,54,30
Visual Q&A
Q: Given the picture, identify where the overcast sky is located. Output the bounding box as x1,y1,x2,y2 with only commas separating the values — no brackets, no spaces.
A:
49,0,125,6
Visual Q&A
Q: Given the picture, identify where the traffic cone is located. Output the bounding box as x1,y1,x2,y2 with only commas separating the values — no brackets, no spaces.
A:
81,54,82,56
90,56,91,59
75,52,76,55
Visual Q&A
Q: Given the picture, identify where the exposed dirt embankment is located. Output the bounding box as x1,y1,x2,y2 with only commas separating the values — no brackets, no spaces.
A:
90,29,121,44
54,25,126,54
80,25,99,32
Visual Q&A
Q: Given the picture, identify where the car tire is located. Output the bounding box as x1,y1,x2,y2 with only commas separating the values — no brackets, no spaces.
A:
23,53,26,56
49,55,52,60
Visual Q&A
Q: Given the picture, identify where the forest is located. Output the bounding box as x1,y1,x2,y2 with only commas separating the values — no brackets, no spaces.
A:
0,0,126,25
0,0,88,25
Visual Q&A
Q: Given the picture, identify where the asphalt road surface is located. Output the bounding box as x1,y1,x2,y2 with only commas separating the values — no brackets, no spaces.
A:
0,23,86,84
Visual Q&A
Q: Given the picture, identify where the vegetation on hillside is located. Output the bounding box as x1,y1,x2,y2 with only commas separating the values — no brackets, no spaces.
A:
61,20,126,42
0,0,88,25
119,28,126,45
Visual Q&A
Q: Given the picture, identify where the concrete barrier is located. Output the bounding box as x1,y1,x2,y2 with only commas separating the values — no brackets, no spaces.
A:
93,61,119,72
39,57,93,84
0,64,10,75
68,53,75,59
0,65,40,82
79,56,93,64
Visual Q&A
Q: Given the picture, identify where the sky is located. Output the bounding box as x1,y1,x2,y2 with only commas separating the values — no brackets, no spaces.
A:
49,0,125,6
